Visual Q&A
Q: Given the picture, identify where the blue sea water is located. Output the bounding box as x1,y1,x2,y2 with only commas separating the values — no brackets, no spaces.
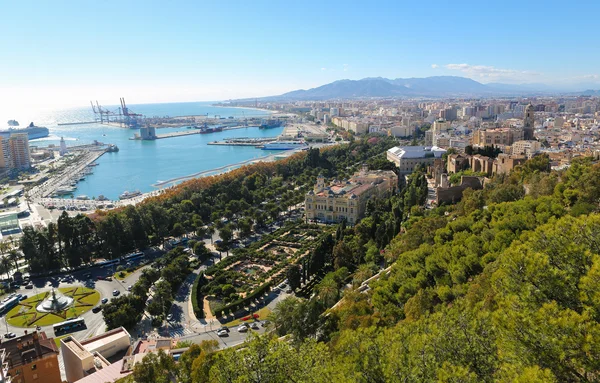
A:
10,102,281,200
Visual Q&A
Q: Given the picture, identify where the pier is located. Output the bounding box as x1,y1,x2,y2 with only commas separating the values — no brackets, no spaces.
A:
207,137,275,146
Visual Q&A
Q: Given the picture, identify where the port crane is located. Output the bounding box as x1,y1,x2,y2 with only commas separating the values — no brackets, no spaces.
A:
90,100,116,124
119,97,143,128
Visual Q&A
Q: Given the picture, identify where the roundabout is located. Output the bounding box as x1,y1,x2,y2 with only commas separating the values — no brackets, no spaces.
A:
5,287,100,328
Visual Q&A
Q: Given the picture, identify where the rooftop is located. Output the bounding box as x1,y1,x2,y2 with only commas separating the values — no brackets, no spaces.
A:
387,146,446,159
0,331,58,370
80,327,131,353
74,358,130,383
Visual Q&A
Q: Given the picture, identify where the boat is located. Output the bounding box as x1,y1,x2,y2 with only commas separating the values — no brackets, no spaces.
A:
106,144,119,152
194,125,223,134
119,190,142,200
76,195,89,200
97,195,109,201
55,187,75,195
7,120,18,127
261,141,308,150
259,119,284,129
0,122,49,140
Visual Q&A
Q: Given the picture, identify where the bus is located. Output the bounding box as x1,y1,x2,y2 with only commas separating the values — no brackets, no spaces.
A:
122,252,144,262
97,259,120,268
53,317,85,334
0,296,20,315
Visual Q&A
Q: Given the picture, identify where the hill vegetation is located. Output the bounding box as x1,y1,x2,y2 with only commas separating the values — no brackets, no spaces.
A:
121,152,600,382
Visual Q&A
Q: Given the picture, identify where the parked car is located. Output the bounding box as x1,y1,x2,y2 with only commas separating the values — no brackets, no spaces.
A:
250,322,259,330
25,283,33,289
261,320,270,327
166,313,173,321
218,326,230,333
92,306,102,313
101,298,109,304
112,290,120,296
237,324,248,332
127,285,132,291
4,333,15,339
19,295,27,301
217,329,228,337
96,276,105,281
104,276,112,281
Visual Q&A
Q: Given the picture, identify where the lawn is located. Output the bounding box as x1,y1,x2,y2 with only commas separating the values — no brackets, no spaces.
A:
114,270,133,280
222,306,272,327
6,287,100,327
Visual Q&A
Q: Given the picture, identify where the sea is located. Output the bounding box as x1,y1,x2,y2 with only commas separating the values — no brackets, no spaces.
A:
1,102,282,200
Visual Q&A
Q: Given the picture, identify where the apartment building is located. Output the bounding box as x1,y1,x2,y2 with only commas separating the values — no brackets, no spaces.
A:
8,134,31,169
0,331,61,383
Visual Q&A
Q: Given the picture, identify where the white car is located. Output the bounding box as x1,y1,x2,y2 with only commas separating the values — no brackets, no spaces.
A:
112,290,120,296
217,329,228,337
237,324,248,332
250,322,259,330
127,285,132,291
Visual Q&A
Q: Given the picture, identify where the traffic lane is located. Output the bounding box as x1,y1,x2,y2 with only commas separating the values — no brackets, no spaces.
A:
175,322,268,350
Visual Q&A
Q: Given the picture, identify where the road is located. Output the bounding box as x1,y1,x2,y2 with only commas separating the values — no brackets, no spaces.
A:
1,261,148,342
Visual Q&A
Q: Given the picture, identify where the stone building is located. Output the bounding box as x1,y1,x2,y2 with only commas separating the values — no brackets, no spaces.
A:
0,331,61,383
305,166,397,225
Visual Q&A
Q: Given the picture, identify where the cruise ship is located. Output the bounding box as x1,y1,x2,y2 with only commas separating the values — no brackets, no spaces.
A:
261,141,308,150
0,122,49,140
259,119,284,129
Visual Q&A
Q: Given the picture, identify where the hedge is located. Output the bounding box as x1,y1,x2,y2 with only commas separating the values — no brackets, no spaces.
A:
212,281,272,318
191,272,206,318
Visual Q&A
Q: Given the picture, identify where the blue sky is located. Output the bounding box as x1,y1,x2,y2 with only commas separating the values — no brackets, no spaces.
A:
0,0,599,107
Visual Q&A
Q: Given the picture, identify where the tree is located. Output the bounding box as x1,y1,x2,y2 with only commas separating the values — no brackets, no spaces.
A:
286,264,301,291
132,350,176,383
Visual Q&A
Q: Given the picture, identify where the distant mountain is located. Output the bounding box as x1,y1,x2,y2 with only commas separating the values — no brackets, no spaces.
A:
579,89,600,96
257,76,577,101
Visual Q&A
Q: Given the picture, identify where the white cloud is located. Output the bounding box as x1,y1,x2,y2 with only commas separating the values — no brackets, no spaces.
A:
343,64,349,72
431,64,439,69
321,67,327,71
445,63,541,83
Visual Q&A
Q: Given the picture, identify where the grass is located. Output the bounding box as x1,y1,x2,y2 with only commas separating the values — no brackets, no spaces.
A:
114,270,132,280
6,287,100,328
222,306,272,327
53,334,69,349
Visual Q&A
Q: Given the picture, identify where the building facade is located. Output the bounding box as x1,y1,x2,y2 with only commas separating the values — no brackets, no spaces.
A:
305,167,397,225
512,140,541,158
471,128,523,147
8,134,31,169
523,103,535,140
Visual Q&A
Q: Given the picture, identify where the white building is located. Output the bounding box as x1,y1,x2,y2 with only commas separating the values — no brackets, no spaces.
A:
59,137,68,156
386,146,447,175
512,140,541,158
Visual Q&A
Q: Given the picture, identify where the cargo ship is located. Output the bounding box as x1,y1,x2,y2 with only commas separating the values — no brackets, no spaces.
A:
0,122,49,140
192,125,223,133
261,141,308,150
259,119,284,129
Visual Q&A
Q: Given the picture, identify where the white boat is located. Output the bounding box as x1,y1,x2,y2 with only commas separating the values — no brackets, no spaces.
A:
55,187,75,195
119,190,142,200
261,141,308,150
75,195,89,200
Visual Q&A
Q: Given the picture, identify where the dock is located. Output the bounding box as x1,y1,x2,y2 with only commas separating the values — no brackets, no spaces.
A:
57,121,98,126
207,137,275,146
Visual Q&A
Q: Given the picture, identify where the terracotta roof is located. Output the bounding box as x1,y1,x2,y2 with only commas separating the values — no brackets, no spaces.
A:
0,331,58,369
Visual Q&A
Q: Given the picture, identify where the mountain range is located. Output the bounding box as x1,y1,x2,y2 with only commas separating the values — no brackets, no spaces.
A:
256,76,599,100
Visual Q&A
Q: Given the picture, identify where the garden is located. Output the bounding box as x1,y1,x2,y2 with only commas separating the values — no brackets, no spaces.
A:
6,287,100,327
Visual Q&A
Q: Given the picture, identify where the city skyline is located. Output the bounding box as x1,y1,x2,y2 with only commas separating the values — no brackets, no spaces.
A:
1,0,599,109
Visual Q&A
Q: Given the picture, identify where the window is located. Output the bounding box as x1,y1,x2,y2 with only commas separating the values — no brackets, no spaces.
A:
31,364,37,371
32,374,38,380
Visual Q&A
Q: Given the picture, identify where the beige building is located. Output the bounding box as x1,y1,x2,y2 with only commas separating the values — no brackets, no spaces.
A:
388,125,416,138
432,118,450,136
512,140,541,158
471,128,523,147
62,327,131,383
0,331,61,383
8,134,30,169
387,146,447,175
0,137,10,168
305,166,397,225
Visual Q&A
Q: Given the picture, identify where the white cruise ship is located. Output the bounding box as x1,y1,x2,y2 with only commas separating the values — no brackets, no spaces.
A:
261,141,308,150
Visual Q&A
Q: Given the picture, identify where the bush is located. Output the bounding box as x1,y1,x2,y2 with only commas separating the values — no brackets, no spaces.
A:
116,265,125,272
191,272,206,318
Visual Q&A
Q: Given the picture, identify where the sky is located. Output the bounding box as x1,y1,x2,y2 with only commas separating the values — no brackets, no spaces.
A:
1,0,599,109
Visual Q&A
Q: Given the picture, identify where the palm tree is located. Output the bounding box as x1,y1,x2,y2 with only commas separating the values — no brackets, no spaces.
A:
8,250,20,273
0,257,10,280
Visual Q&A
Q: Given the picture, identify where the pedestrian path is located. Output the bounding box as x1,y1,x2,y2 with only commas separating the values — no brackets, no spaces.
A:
167,325,194,338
